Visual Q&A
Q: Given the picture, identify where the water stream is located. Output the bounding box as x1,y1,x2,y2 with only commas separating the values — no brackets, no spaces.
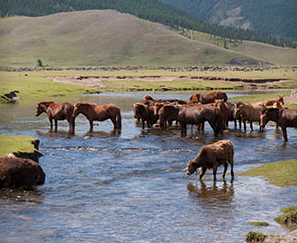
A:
1,93,297,242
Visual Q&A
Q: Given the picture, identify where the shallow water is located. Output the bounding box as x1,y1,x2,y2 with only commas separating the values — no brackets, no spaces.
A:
1,93,297,243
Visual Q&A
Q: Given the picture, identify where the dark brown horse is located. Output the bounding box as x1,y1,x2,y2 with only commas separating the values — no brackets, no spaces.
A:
159,104,223,136
260,108,297,141
36,101,75,133
73,103,121,132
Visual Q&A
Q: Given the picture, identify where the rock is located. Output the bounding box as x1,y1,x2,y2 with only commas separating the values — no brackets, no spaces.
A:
263,229,297,243
1,90,20,103
0,157,45,189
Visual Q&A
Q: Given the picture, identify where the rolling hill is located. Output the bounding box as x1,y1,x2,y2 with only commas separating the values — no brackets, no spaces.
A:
0,10,296,67
0,0,296,49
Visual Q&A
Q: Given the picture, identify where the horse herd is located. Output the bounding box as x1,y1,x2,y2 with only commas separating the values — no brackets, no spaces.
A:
36,91,297,142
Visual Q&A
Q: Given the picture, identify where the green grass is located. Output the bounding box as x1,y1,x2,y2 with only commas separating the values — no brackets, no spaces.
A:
1,68,296,103
239,159,297,187
0,134,38,157
246,232,267,242
0,71,99,103
101,78,239,91
275,206,297,225
229,92,291,104
248,222,269,227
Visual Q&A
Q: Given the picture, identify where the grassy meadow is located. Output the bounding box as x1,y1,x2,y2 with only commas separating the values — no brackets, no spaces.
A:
239,159,297,187
1,67,297,104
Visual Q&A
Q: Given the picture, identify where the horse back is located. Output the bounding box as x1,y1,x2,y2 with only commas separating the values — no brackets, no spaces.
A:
281,109,297,127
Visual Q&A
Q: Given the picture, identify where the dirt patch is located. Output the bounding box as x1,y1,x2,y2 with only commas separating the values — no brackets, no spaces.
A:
49,75,289,90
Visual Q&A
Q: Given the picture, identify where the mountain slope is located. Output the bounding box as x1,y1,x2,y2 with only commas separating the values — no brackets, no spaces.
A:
0,10,266,67
159,0,297,40
0,0,295,48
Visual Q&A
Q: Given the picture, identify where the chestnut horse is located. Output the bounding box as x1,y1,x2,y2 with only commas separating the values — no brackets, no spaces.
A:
264,94,284,106
189,91,228,104
260,108,297,141
36,101,75,133
159,104,223,136
73,103,121,131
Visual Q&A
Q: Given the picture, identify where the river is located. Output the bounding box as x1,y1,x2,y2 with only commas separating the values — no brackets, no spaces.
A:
1,92,297,243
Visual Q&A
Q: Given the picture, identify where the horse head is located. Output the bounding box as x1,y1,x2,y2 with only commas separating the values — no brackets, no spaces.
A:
260,108,280,130
73,102,96,117
36,101,54,116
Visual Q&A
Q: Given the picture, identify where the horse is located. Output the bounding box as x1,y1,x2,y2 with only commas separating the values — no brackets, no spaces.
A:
189,91,228,104
36,101,75,133
73,103,121,132
133,102,158,129
234,102,266,132
264,94,284,106
159,104,223,136
260,108,297,141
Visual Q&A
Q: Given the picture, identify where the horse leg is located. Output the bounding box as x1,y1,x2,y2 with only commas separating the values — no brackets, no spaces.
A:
243,119,247,132
230,161,234,179
181,122,187,136
212,166,218,181
199,167,207,179
68,117,75,134
54,120,58,132
250,120,253,131
239,117,242,129
110,117,117,129
281,126,288,141
89,119,93,132
222,163,228,179
49,118,53,131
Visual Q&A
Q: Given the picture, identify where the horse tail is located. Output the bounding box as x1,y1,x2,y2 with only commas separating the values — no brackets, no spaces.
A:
116,110,122,129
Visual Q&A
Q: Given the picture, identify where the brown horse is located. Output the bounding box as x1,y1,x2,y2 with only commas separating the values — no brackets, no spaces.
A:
36,101,75,133
159,104,223,136
265,94,284,106
73,103,121,131
190,91,228,104
260,108,297,141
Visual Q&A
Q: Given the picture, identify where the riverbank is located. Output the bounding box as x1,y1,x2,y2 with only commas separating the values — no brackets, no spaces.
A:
239,159,297,187
1,67,297,104
0,134,42,162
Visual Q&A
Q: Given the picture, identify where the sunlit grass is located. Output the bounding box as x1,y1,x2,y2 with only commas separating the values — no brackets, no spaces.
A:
0,134,38,157
239,159,297,187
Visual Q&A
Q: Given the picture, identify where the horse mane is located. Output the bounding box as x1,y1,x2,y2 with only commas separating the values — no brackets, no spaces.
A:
38,101,55,107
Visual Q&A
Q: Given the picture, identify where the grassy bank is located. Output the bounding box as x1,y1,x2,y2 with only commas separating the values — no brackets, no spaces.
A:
1,67,297,103
0,71,99,104
0,134,39,157
239,159,297,187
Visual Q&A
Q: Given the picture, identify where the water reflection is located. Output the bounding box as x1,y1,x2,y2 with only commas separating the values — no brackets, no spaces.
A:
0,188,45,204
187,180,234,205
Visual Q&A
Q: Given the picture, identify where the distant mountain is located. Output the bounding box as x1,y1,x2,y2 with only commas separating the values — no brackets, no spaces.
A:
0,0,295,48
159,0,297,40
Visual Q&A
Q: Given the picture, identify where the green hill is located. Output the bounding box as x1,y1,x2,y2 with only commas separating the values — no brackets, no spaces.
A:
0,10,268,67
160,0,297,40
